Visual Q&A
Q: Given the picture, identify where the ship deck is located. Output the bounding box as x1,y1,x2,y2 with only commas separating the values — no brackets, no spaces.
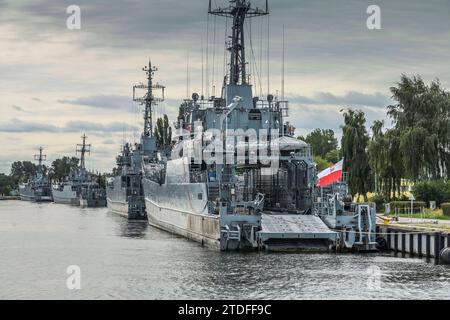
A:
258,213,338,251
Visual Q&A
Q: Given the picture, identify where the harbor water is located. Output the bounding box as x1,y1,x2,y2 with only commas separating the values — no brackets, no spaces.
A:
0,200,449,300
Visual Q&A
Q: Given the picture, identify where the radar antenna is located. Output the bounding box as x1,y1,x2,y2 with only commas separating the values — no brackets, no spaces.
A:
34,146,46,170
209,0,269,85
133,60,166,137
76,134,91,170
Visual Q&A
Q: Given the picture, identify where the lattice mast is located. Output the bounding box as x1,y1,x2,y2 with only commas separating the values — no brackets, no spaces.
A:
76,134,91,170
209,0,269,86
133,60,165,138
34,146,46,170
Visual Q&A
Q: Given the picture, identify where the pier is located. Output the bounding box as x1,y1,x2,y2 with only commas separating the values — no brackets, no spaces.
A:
377,223,450,262
0,196,20,200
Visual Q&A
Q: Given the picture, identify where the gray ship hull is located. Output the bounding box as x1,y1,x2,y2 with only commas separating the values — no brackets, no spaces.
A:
52,186,79,205
143,178,221,249
107,198,129,218
52,185,106,207
19,185,52,202
106,175,147,220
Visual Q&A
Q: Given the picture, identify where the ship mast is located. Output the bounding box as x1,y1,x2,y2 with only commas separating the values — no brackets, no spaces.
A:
209,0,268,86
34,146,46,171
76,134,91,170
133,60,165,138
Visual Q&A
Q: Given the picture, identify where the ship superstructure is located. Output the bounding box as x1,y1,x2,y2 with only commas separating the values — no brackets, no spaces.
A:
140,0,376,251
19,147,53,202
52,134,106,207
106,61,165,220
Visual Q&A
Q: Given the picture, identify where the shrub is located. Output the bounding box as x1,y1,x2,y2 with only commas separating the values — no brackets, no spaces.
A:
442,203,450,216
369,193,387,212
412,180,449,207
390,201,426,210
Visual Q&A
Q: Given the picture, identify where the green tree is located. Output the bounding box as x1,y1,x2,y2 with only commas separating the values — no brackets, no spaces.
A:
299,129,338,159
368,121,404,200
324,149,340,164
341,109,372,200
0,173,14,196
50,157,79,181
314,156,332,171
97,174,107,189
388,75,450,180
154,114,172,149
412,180,449,207
10,161,37,185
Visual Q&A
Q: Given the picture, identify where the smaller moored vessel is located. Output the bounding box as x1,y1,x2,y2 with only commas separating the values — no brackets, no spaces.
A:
52,134,106,207
19,146,53,202
106,60,165,220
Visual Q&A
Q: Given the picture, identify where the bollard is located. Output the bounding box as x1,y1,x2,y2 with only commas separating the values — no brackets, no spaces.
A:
440,247,450,265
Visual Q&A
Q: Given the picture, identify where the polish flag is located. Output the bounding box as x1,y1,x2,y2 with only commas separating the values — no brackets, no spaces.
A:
317,159,344,187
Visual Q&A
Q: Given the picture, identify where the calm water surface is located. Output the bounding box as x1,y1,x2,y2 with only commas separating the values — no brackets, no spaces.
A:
0,200,449,300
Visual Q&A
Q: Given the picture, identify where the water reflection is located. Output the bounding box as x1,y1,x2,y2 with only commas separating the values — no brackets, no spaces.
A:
107,210,148,239
1,200,449,300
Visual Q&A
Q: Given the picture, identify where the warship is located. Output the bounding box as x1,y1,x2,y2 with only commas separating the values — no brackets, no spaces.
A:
19,147,53,202
140,0,377,251
106,61,165,220
52,134,106,207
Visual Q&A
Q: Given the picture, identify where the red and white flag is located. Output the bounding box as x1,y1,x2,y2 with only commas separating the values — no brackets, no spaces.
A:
317,159,344,187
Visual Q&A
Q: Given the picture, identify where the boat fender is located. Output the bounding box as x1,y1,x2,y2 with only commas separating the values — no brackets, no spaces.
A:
440,247,450,265
375,237,387,251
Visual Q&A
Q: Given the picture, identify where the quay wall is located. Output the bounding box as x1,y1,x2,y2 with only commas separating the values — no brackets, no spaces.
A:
377,225,450,260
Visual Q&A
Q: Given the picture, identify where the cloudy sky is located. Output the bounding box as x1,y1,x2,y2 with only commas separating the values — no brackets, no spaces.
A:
1,0,450,173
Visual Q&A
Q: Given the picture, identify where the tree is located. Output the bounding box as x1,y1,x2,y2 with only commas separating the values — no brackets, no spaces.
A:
0,173,14,196
10,161,37,185
341,109,372,200
111,166,121,176
97,174,107,189
298,129,338,159
50,157,79,181
324,149,340,164
388,75,450,181
154,114,172,149
314,156,332,172
368,121,404,200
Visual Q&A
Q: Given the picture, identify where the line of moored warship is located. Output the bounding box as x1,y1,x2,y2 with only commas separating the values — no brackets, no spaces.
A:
19,0,378,252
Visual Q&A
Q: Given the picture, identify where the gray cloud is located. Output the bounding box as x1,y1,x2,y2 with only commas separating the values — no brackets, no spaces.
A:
0,118,139,133
101,139,115,145
289,91,393,107
58,94,134,111
2,0,450,174
11,105,26,112
0,119,60,133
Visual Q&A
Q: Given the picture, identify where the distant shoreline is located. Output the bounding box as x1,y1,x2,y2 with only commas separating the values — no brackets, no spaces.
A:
0,196,20,201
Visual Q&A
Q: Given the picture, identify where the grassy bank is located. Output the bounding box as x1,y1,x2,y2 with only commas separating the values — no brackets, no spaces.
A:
387,208,450,220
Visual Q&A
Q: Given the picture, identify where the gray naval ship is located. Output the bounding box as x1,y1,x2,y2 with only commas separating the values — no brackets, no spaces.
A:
141,0,378,252
106,61,165,220
52,134,106,207
19,147,53,202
